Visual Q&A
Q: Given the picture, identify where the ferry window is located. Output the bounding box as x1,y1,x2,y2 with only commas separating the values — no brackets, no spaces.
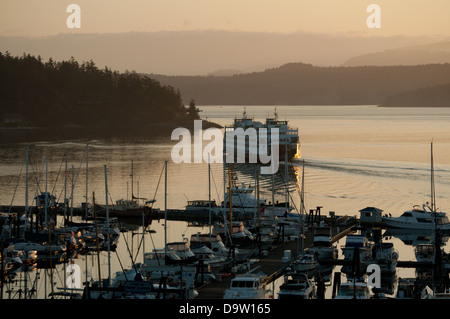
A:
402,212,413,217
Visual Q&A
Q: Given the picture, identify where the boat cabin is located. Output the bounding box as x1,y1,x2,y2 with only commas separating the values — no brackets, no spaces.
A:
334,281,372,299
34,192,57,208
359,207,383,224
186,200,217,208
230,275,263,289
143,249,183,266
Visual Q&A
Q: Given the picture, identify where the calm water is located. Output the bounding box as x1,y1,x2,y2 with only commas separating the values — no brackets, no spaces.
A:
1,104,450,298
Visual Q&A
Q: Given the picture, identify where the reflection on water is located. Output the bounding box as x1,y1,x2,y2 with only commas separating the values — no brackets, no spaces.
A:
1,105,450,298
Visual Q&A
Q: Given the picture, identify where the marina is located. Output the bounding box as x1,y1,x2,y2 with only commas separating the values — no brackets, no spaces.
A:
1,105,450,300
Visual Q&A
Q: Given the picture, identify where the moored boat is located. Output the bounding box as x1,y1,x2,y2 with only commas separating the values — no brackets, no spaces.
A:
291,251,318,275
334,280,373,299
223,272,272,299
382,205,450,231
277,271,316,299
341,234,373,262
306,227,338,260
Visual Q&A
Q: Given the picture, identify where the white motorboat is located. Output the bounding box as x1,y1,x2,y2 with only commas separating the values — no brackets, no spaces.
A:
334,280,373,299
190,233,242,261
96,217,121,236
224,272,272,299
382,205,450,231
395,278,416,299
3,245,37,265
291,252,318,274
53,228,86,250
414,243,435,263
222,182,268,218
141,249,184,268
213,221,259,260
306,227,338,260
183,200,221,217
277,272,316,299
11,241,66,255
341,234,373,262
384,144,450,231
0,213,29,239
166,241,197,264
190,243,229,274
370,242,399,273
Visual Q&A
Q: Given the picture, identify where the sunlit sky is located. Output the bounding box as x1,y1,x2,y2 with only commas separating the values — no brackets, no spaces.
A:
1,0,450,37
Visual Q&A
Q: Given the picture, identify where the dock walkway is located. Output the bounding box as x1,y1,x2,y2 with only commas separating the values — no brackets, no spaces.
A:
196,237,308,299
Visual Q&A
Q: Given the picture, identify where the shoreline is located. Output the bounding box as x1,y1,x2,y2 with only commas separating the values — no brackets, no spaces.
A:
0,120,222,144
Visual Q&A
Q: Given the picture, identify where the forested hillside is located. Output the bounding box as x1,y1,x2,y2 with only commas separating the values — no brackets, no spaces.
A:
0,52,199,129
379,83,450,107
149,62,450,106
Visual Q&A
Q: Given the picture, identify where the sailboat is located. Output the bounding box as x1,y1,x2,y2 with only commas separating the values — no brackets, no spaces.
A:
95,160,155,219
382,143,450,231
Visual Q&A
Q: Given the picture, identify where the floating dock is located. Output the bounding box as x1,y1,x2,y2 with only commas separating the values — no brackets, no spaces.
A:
196,231,314,299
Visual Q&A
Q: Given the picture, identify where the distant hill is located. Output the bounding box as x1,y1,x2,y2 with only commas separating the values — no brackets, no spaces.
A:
149,62,450,105
0,31,443,76
342,41,450,67
379,83,450,107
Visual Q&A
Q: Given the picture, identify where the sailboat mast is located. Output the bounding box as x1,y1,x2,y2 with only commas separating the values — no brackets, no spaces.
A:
93,191,102,292
104,165,111,286
222,153,231,245
431,142,436,212
70,165,74,222
45,157,48,226
131,160,134,199
64,150,68,220
208,154,212,242
256,165,261,231
285,143,288,209
301,159,305,215
86,144,88,220
228,166,233,237
164,160,168,254
25,145,29,234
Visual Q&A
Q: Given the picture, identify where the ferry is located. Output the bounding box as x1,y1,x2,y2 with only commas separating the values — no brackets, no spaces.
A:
224,109,300,162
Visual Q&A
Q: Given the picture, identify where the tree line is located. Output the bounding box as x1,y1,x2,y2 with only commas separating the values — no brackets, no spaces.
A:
0,52,199,128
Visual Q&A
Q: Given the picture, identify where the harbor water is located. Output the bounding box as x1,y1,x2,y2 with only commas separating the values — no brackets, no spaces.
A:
1,104,450,299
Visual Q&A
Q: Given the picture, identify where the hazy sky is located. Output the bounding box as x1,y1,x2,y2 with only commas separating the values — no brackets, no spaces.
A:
1,0,450,37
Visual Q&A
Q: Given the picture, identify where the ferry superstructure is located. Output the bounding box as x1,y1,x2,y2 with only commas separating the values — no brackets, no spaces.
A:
224,109,300,162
